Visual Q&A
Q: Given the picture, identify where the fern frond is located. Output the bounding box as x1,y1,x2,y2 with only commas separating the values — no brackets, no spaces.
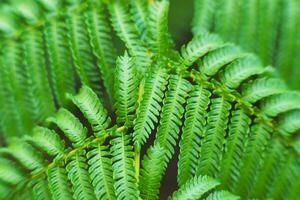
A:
22,28,55,122
267,154,299,200
278,110,300,135
133,68,169,151
31,177,52,200
155,75,191,160
169,175,220,200
87,142,115,200
178,84,211,186
220,55,265,89
0,180,12,199
205,190,240,200
261,92,300,117
68,85,111,137
66,150,97,200
84,1,117,102
148,0,174,58
219,108,250,190
196,97,231,177
139,144,167,200
30,126,65,158
238,0,258,51
198,45,245,77
250,139,286,199
0,157,24,185
179,33,225,69
256,0,280,65
241,78,288,103
277,0,300,88
234,123,271,197
111,132,138,200
44,18,75,106
285,170,300,200
114,52,139,125
109,0,151,73
66,8,103,97
47,108,87,146
129,0,150,40
214,0,241,41
192,0,218,35
8,139,45,171
0,40,33,136
47,166,73,200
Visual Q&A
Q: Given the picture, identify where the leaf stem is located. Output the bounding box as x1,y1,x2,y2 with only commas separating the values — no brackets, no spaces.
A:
134,148,140,182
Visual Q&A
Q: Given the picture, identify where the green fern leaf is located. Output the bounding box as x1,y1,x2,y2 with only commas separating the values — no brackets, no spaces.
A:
219,108,250,190
155,75,191,160
47,166,73,200
30,126,65,158
87,142,115,200
192,0,218,35
44,18,75,106
196,97,231,177
234,123,271,197
66,8,104,97
0,157,24,185
133,68,169,151
114,52,139,125
250,139,286,199
68,85,111,138
214,0,242,41
139,144,167,200
47,108,87,146
148,0,175,58
169,175,220,200
129,0,150,40
8,139,45,171
180,33,225,69
66,150,97,200
84,1,117,103
111,132,138,200
178,84,211,186
205,190,240,200
198,45,245,77
220,55,265,89
31,177,52,200
278,110,300,135
241,78,288,103
22,29,55,122
109,0,151,74
261,92,300,117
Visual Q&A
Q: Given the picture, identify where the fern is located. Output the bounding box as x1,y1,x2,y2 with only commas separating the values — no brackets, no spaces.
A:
111,132,139,200
87,143,115,199
139,144,167,200
22,28,56,122
114,52,139,125
66,7,104,98
0,1,299,200
47,166,73,200
44,18,75,106
109,0,152,74
169,175,220,200
196,97,231,177
193,0,300,89
178,84,211,186
133,68,169,151
68,85,111,137
66,150,97,200
84,1,117,103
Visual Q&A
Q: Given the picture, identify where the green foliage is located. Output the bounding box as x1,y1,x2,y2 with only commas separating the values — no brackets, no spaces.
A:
0,0,299,200
193,0,300,89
